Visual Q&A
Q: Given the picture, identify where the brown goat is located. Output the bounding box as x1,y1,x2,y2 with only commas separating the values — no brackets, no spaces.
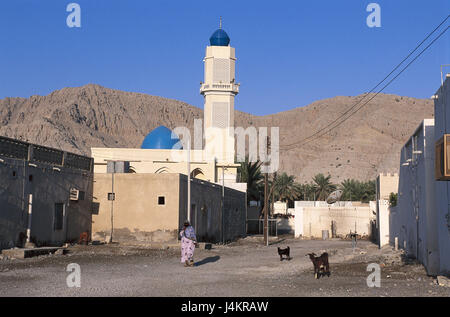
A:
306,252,330,279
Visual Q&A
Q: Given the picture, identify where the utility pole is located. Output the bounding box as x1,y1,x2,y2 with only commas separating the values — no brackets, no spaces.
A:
263,136,270,246
110,169,114,243
187,138,191,223
106,160,140,244
222,166,225,244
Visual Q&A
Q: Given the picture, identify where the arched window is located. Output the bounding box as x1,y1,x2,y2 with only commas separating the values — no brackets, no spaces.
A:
155,166,171,174
191,168,206,180
128,166,136,173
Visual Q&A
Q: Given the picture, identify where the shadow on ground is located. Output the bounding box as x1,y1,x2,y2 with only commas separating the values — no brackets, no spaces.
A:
195,256,220,266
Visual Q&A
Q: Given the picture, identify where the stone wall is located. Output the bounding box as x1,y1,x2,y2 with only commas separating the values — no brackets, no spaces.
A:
294,203,374,239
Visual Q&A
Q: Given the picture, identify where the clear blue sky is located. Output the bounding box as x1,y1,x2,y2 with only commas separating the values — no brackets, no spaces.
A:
0,0,448,115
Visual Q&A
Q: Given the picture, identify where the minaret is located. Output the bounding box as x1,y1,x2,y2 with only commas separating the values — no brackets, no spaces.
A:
201,19,239,169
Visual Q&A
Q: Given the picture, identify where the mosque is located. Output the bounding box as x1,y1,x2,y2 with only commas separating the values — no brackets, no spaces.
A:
91,23,244,190
90,23,248,244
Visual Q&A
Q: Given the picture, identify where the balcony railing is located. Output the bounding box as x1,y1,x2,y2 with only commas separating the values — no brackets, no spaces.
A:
200,83,239,94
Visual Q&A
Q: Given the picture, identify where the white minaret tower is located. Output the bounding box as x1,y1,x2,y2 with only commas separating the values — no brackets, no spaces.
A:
201,18,239,174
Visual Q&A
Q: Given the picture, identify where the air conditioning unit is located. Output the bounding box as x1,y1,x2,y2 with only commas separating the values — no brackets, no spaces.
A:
435,134,450,180
70,188,80,201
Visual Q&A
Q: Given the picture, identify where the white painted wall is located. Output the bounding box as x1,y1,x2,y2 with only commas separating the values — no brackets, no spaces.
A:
390,119,439,275
433,75,450,275
294,202,373,239
294,203,304,238
377,200,391,247
273,201,287,214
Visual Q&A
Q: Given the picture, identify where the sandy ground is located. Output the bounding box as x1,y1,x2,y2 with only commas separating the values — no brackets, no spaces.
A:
0,236,449,297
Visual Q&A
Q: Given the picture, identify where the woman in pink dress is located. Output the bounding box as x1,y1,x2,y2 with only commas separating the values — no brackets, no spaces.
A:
180,220,197,267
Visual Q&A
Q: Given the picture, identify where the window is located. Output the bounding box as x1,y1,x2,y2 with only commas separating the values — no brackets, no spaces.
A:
54,203,64,230
158,196,165,205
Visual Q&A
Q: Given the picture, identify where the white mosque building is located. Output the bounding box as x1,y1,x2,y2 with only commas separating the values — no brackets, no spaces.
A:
91,24,245,191
90,24,248,244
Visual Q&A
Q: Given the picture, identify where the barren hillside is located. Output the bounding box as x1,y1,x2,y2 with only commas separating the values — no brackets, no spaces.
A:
0,84,434,182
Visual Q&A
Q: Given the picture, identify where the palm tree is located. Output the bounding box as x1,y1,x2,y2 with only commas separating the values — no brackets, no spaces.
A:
340,179,357,201
312,173,336,201
271,172,301,202
339,179,376,202
298,183,315,200
361,180,376,202
237,157,263,204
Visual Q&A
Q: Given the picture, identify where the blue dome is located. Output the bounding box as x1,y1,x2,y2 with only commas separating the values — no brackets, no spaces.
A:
209,29,230,46
141,126,182,150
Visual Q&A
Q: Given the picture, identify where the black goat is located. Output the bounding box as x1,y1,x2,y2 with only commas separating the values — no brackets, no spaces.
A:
306,252,330,279
277,246,291,261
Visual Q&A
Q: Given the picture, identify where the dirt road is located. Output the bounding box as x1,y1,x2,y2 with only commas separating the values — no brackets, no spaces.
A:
0,237,448,297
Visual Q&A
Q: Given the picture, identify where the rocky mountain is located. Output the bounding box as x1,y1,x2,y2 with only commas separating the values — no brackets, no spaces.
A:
0,84,434,182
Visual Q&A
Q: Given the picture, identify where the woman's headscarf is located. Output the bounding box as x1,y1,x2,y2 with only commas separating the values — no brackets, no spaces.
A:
183,220,196,240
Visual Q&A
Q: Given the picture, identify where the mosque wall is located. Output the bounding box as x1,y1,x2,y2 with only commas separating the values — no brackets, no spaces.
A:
179,174,246,243
92,173,247,244
92,173,181,243
91,148,217,182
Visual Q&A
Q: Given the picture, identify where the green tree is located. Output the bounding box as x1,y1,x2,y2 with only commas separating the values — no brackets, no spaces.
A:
339,178,376,202
312,173,337,201
271,172,301,203
340,179,357,201
361,180,376,202
298,183,315,200
237,157,263,204
389,192,398,207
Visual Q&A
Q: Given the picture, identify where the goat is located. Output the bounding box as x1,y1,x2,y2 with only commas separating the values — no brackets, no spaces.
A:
306,252,330,279
277,246,291,261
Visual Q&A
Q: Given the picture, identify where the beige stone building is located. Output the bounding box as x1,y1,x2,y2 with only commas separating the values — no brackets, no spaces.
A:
92,173,246,243
376,173,399,200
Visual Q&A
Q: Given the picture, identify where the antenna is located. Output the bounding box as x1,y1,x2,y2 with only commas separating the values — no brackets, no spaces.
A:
326,190,343,205
219,16,222,29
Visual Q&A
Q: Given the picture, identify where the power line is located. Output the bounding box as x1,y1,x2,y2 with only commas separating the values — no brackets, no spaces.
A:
281,15,449,150
297,25,449,148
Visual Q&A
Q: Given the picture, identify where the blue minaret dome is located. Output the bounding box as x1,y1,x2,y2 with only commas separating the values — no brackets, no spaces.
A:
209,29,230,46
141,126,182,150
209,17,230,46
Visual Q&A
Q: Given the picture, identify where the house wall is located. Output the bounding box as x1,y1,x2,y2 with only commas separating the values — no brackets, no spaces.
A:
294,203,373,239
375,173,399,247
433,75,450,275
376,173,399,200
92,173,247,244
92,173,181,243
390,119,439,275
179,174,246,243
377,200,391,247
0,138,93,250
